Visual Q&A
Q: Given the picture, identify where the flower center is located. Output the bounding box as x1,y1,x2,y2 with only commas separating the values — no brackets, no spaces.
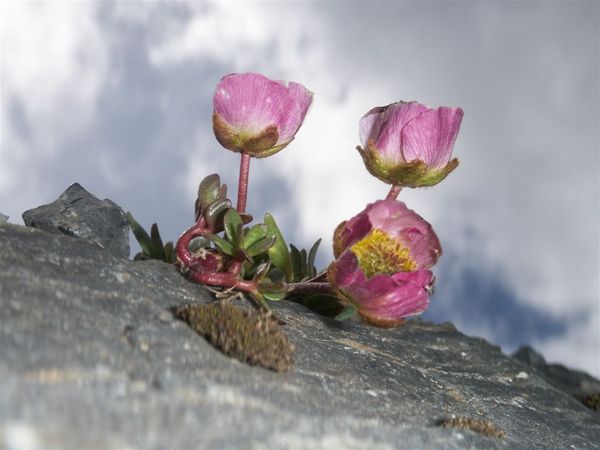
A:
351,229,417,278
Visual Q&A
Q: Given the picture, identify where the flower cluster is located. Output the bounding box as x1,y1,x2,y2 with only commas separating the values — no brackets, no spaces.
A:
132,72,463,328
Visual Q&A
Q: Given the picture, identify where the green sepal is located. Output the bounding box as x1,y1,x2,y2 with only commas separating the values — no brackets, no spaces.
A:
205,234,235,256
264,213,294,282
246,236,276,258
357,144,459,188
243,224,268,249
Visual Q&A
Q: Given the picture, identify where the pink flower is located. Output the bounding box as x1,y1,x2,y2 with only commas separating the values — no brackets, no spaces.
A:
213,73,313,158
328,199,441,328
358,101,463,188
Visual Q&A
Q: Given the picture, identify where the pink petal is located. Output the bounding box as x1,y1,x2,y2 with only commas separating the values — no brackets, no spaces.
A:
277,82,313,143
331,251,364,289
334,211,372,255
374,102,429,162
348,269,433,320
359,106,387,148
401,106,464,169
213,73,296,135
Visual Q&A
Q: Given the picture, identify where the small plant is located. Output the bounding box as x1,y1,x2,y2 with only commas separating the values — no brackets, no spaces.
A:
130,72,464,327
127,212,176,263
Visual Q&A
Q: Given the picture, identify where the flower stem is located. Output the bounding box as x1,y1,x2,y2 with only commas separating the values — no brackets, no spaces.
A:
386,185,402,200
237,153,251,213
288,282,333,296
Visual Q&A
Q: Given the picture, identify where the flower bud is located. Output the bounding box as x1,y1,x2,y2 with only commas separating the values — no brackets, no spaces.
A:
213,73,313,158
357,101,463,188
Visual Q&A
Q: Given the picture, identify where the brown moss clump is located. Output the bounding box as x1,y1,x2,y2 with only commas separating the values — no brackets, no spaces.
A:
176,302,294,372
439,416,506,439
581,392,600,412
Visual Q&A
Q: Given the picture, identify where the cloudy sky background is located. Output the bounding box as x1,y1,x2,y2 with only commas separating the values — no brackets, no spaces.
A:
1,1,598,376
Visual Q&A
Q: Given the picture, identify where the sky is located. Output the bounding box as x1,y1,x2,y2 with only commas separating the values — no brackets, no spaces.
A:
1,1,598,376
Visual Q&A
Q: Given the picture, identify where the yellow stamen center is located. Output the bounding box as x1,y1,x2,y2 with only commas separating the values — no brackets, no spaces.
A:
351,229,417,278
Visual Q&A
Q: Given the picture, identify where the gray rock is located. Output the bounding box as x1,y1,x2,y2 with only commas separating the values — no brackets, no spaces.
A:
0,213,7,224
512,345,600,400
22,183,130,258
1,222,599,449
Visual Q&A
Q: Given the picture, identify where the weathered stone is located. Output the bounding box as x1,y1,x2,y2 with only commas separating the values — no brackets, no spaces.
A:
22,183,130,258
0,213,7,223
1,222,599,449
512,345,600,401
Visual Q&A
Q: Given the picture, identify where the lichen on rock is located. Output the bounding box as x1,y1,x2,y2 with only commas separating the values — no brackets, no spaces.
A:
176,302,294,372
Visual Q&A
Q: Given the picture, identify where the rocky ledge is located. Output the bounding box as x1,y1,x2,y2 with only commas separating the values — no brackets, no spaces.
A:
0,185,599,449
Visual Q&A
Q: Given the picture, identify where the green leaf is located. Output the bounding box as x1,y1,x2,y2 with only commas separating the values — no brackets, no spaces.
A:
246,236,276,257
164,241,175,263
243,224,268,249
263,291,287,302
150,224,167,260
264,213,293,282
300,248,307,276
267,267,285,283
308,238,321,278
259,281,289,301
290,244,302,281
198,174,221,210
218,183,228,200
334,305,356,322
205,234,235,256
205,198,231,231
253,261,271,282
224,208,243,247
189,236,210,253
126,212,153,257
240,212,253,225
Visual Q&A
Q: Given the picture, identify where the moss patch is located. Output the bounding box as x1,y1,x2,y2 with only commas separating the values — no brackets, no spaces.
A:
176,302,294,372
439,416,506,439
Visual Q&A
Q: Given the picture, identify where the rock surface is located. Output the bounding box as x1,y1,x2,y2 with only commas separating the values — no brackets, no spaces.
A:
0,213,7,224
1,221,599,449
21,183,130,258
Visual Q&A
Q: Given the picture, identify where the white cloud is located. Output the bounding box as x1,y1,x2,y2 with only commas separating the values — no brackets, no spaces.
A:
535,310,600,376
0,1,108,215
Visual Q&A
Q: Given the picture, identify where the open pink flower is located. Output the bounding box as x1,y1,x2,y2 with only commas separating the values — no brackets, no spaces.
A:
328,199,441,328
213,73,313,158
357,101,463,188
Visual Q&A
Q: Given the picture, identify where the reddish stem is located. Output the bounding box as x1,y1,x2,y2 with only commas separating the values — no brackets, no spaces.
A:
237,153,251,213
187,269,257,292
386,185,402,200
175,218,208,267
